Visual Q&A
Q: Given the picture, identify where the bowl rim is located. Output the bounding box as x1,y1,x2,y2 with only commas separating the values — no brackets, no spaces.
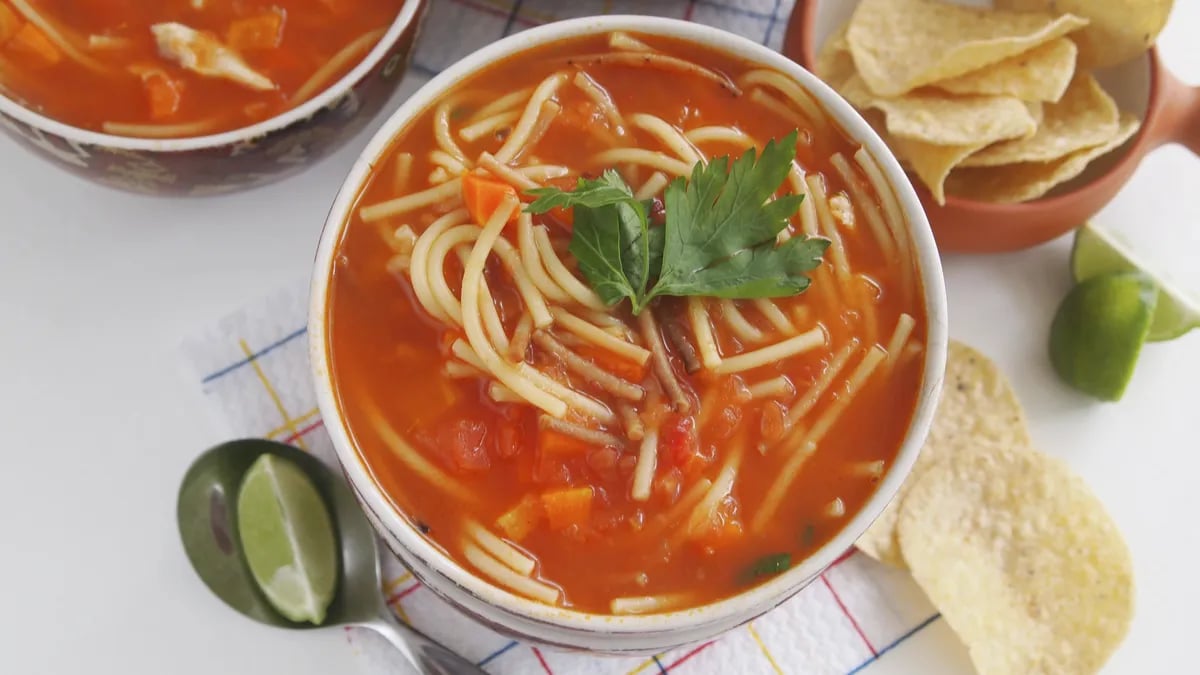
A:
0,0,424,152
309,14,949,638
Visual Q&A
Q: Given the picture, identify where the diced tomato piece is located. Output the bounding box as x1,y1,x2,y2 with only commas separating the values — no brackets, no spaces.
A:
573,344,647,383
496,418,522,459
585,446,619,479
7,23,61,67
661,414,708,476
710,405,743,441
760,400,789,446
438,419,491,472
226,10,286,51
495,494,542,541
495,405,532,460
462,172,518,226
652,466,683,505
557,100,601,132
617,453,637,476
540,486,593,531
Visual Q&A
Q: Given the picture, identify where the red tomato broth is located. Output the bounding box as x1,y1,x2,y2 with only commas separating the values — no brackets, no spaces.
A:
0,0,404,135
326,33,927,614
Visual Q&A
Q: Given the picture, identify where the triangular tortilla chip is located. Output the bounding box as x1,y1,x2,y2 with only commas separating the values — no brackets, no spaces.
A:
846,0,1087,97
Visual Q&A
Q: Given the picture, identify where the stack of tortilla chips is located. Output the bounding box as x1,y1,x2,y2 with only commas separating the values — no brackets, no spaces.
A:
817,0,1172,204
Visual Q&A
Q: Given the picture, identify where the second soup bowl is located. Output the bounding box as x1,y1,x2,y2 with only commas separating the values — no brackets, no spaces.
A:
310,15,948,653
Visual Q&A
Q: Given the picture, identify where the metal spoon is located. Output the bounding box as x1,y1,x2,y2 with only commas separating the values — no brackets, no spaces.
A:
177,438,484,674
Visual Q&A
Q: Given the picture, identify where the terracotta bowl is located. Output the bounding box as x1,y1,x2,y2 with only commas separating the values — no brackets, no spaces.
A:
784,0,1200,253
0,0,427,196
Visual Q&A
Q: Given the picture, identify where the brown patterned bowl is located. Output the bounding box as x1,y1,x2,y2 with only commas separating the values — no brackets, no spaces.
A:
0,0,428,196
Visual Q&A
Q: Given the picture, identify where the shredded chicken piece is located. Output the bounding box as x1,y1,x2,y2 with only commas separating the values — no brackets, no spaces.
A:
150,22,274,91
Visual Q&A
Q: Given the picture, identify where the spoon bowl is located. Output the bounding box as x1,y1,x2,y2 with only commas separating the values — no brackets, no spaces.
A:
783,0,1200,253
177,439,483,673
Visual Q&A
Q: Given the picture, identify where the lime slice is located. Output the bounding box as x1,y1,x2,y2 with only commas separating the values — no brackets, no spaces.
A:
1071,223,1200,341
237,454,339,624
1049,271,1157,402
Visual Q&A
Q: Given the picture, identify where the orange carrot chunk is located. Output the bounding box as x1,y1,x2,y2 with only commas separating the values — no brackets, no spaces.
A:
7,23,61,67
496,494,543,542
540,486,593,531
226,11,285,51
462,172,518,226
141,70,184,120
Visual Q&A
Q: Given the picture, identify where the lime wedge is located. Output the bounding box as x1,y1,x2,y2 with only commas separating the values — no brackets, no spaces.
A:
1071,223,1200,341
237,454,339,624
1049,271,1157,402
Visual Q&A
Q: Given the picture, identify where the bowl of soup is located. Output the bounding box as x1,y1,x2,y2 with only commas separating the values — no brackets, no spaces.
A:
310,15,948,653
0,0,425,195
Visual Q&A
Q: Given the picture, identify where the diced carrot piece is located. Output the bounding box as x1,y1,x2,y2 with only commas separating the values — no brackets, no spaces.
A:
573,344,647,383
538,428,590,456
140,70,184,120
226,10,285,51
540,486,593,531
7,23,61,67
496,494,543,541
0,5,21,46
462,172,518,226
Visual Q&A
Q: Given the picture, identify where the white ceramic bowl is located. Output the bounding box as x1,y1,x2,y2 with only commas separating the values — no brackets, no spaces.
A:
309,14,949,654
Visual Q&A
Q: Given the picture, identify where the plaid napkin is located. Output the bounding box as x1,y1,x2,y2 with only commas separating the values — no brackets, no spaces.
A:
180,2,957,672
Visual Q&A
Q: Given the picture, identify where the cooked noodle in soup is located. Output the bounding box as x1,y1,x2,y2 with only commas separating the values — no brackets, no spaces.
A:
326,31,927,614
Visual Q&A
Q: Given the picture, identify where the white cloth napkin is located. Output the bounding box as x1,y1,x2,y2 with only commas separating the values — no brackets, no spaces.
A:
180,283,944,675
178,1,957,671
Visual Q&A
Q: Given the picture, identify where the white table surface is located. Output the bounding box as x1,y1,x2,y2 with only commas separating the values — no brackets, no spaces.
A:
1,7,1197,674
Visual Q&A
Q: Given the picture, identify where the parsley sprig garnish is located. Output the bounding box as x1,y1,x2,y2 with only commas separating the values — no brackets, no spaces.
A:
526,131,828,315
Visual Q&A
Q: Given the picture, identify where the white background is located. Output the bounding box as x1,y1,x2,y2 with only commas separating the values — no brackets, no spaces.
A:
1,5,1197,674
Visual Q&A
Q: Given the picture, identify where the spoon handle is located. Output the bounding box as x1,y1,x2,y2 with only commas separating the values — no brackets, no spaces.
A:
363,608,488,674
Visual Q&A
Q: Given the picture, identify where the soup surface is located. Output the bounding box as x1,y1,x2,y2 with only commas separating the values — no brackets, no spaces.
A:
327,31,927,615
0,0,404,137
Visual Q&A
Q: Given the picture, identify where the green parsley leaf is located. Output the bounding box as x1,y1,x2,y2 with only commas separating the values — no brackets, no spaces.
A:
528,170,651,307
647,130,826,303
526,169,637,212
739,552,792,584
524,132,826,314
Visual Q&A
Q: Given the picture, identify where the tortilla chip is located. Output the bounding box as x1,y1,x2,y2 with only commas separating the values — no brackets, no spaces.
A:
856,341,1030,566
846,0,1088,97
997,0,1173,68
840,75,1037,146
814,27,857,90
1025,101,1044,127
931,37,1077,102
947,114,1140,203
897,445,1134,675
889,136,987,205
962,73,1119,167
